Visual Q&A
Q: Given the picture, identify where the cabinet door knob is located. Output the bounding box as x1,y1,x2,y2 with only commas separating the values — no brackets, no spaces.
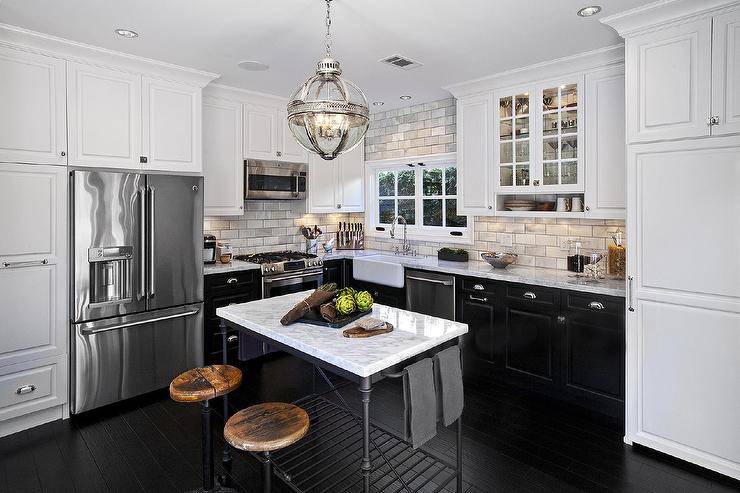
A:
337,204,342,209
533,180,540,186
588,301,605,310
585,205,590,211
16,385,36,395
276,151,282,157
59,151,66,157
557,315,566,324
487,205,492,210
140,156,148,164
707,116,720,126
227,277,238,284
523,291,537,300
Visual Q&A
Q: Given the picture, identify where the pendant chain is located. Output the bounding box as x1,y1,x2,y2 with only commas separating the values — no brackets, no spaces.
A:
325,0,332,56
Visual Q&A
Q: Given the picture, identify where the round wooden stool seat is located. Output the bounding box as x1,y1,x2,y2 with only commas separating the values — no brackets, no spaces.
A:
224,402,310,452
169,365,242,403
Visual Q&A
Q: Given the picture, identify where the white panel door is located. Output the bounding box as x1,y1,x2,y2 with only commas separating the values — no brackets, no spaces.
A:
0,47,67,165
627,18,712,142
279,110,309,163
203,97,244,216
626,137,740,480
67,62,141,169
712,8,740,136
337,143,365,212
585,66,626,219
307,153,338,213
244,104,277,160
0,164,67,367
142,77,201,173
457,94,493,215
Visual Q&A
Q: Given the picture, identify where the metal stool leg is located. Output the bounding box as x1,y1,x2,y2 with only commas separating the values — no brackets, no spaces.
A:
262,451,272,493
202,400,215,491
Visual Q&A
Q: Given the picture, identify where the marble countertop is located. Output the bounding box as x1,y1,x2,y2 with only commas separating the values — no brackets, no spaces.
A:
204,249,625,297
203,260,261,275
322,250,626,297
216,291,468,378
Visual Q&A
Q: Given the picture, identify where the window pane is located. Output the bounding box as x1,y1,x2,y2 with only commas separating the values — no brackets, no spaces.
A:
445,199,467,228
398,199,415,225
543,137,558,160
397,170,415,196
378,171,395,196
515,165,530,186
423,199,443,226
423,168,443,196
543,112,559,136
500,119,512,140
515,117,529,138
499,96,512,118
500,142,513,164
562,161,578,184
561,110,578,133
561,84,577,109
543,162,559,185
543,87,559,111
515,94,529,116
561,135,577,159
500,166,513,186
379,199,395,223
515,140,529,162
445,167,457,195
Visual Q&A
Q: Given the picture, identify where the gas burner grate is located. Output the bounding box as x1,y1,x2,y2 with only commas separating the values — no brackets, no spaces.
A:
234,251,317,264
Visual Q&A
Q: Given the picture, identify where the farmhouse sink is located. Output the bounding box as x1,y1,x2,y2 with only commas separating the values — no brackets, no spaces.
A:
352,255,405,288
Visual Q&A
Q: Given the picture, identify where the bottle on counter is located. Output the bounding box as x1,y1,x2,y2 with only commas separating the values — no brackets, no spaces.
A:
607,232,626,279
567,241,590,274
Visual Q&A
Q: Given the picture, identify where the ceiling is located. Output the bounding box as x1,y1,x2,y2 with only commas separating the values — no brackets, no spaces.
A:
0,0,652,111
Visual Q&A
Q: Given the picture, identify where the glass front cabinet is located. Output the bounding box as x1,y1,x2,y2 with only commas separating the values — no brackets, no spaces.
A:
494,76,584,193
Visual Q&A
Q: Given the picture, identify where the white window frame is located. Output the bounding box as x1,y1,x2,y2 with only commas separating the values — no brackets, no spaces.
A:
364,152,474,244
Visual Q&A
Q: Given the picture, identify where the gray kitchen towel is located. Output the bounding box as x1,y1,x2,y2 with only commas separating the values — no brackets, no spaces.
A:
403,358,437,449
433,346,464,426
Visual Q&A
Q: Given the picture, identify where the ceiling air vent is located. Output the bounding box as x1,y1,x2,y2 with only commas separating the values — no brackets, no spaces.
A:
379,54,423,70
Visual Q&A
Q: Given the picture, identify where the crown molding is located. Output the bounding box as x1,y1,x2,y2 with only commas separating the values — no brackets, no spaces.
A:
601,0,740,37
204,82,289,105
444,44,624,99
0,23,219,86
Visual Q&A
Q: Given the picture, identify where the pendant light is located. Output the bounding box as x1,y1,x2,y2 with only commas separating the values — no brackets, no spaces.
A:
286,0,369,160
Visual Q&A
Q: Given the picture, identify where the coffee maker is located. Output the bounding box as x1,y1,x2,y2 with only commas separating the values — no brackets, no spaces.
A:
203,235,217,264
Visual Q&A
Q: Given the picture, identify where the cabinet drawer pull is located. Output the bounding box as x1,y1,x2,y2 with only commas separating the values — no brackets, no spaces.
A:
2,259,48,268
523,291,537,300
473,284,485,291
469,295,488,302
226,335,238,343
627,276,635,312
588,301,605,310
16,385,36,395
226,277,238,284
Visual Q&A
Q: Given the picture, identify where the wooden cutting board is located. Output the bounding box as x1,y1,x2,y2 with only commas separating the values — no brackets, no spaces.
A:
342,323,394,338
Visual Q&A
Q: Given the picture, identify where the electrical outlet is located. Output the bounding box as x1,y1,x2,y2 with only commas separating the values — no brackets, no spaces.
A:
560,237,574,251
499,233,514,247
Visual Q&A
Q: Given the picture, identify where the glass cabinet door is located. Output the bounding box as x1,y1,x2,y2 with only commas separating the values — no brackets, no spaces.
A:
496,91,531,189
540,82,581,189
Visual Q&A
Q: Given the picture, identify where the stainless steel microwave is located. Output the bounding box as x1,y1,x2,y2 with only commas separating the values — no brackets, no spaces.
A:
245,160,307,200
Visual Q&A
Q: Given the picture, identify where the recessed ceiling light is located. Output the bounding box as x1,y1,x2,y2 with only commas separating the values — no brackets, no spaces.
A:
399,95,412,100
238,60,270,71
372,101,385,106
577,5,602,17
114,28,138,38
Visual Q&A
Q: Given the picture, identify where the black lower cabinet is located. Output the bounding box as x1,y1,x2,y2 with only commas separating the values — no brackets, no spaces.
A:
456,277,499,376
322,259,344,288
204,270,261,365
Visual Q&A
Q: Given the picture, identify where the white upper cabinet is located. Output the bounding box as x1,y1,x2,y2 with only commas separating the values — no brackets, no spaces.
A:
336,144,365,212
203,96,243,216
279,109,309,163
307,155,337,213
67,62,142,169
0,47,67,165
0,164,67,367
585,66,626,219
627,18,712,142
712,8,740,136
244,103,278,160
307,140,364,213
456,94,493,215
142,77,201,173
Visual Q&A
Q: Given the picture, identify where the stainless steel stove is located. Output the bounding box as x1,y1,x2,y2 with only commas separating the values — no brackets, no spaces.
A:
234,251,324,298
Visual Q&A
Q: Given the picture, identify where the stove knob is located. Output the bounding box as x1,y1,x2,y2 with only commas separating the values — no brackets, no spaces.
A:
318,260,323,265
270,266,276,272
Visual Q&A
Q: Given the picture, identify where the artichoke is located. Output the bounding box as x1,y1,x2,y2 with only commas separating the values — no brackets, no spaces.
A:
354,290,373,312
337,287,357,299
335,294,357,316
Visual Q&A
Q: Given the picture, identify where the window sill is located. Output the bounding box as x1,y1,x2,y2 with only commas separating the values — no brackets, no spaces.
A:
366,229,474,245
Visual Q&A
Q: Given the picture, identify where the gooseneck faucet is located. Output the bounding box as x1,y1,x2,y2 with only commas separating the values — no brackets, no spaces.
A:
389,215,412,255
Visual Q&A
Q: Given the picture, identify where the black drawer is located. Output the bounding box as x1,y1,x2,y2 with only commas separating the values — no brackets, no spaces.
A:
205,326,240,355
205,270,259,295
564,291,625,316
506,284,558,306
460,278,499,295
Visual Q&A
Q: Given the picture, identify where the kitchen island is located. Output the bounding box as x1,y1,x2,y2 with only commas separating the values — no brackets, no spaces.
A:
217,291,469,493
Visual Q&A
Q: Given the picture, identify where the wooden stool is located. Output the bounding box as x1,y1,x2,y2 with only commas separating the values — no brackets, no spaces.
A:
224,403,310,493
170,365,242,493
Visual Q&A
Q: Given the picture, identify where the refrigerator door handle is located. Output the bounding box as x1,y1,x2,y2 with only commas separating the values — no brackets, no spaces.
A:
78,307,200,335
148,186,155,299
138,187,147,300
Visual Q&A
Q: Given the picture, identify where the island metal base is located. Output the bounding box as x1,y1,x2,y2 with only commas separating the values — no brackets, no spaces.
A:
218,319,465,493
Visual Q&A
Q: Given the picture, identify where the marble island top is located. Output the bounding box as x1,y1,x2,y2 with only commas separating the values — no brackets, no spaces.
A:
216,291,468,378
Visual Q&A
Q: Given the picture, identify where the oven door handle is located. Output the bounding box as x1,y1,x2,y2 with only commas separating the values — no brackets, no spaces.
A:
263,272,322,284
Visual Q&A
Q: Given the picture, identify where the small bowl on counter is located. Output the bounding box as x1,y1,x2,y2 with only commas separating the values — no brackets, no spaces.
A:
481,252,518,269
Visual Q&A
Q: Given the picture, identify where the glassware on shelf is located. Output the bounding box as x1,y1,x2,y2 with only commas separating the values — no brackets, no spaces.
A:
515,93,529,115
515,165,529,186
500,166,513,186
499,96,513,118
500,142,513,164
543,163,559,185
515,141,529,162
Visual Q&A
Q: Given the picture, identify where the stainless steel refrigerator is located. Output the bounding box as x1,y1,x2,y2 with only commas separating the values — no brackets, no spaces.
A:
70,170,204,413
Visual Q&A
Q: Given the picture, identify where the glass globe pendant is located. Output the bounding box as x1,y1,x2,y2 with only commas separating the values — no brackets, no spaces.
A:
287,0,369,160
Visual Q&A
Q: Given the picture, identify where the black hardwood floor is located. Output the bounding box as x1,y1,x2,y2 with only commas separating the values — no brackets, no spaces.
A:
0,353,737,493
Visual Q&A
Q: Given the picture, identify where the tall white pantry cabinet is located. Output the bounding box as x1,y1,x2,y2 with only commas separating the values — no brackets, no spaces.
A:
603,0,740,481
